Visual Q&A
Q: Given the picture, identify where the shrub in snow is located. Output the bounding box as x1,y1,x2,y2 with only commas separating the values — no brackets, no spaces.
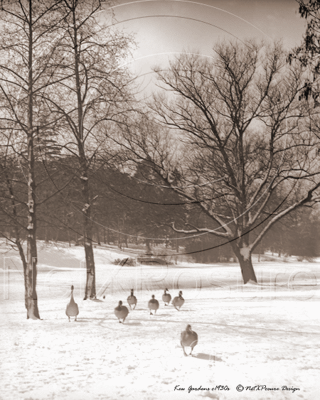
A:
113,257,136,266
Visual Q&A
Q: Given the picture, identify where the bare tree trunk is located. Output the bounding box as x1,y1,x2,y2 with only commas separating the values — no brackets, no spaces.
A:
106,228,110,244
117,217,122,249
45,223,49,243
68,226,71,247
145,238,151,254
26,0,40,319
231,243,257,284
81,172,96,300
70,3,97,300
84,239,96,299
238,254,257,284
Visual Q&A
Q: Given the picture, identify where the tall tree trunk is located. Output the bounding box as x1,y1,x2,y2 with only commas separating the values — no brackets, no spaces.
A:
72,5,96,300
82,171,96,300
84,239,96,299
26,0,40,319
231,242,257,284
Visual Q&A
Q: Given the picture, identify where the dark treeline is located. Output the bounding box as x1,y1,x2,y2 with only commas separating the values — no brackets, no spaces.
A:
0,154,187,249
186,208,320,263
1,154,319,262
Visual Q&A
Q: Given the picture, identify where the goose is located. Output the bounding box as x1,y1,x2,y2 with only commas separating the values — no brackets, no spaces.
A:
180,324,198,356
172,290,185,311
148,295,159,315
127,289,137,310
66,285,79,322
162,288,171,306
114,301,129,323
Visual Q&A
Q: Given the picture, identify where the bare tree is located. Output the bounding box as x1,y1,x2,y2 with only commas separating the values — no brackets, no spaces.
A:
0,0,68,318
38,0,135,299
120,41,320,284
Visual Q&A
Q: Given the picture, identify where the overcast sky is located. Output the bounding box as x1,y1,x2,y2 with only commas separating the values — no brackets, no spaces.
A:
103,0,307,95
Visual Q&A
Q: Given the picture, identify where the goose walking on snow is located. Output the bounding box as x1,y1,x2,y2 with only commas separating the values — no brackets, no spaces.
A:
162,288,171,306
180,324,198,356
66,285,79,322
114,301,129,323
127,289,137,310
172,290,184,311
148,295,159,315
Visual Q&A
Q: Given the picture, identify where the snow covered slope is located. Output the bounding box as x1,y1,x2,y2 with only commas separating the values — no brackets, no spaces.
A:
0,243,319,400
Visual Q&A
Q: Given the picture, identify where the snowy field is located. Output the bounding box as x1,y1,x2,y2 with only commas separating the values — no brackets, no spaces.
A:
0,242,320,400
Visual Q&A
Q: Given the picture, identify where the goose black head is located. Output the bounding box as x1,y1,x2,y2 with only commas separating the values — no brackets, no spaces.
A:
186,324,192,331
152,295,155,299
71,285,74,291
119,300,123,306
179,290,183,296
131,289,134,294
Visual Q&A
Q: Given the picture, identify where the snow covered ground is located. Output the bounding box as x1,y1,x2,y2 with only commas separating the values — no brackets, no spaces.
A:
0,242,320,400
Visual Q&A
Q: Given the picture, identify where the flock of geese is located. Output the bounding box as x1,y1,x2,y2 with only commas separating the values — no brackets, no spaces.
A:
66,286,198,356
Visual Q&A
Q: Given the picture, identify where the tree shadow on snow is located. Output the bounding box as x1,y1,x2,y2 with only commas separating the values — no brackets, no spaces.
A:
124,321,142,326
193,353,222,362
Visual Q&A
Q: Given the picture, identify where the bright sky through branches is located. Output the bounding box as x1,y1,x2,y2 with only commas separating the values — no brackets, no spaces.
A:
107,0,306,95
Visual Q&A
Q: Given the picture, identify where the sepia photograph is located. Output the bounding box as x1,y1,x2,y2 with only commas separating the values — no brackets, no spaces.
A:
0,0,319,399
